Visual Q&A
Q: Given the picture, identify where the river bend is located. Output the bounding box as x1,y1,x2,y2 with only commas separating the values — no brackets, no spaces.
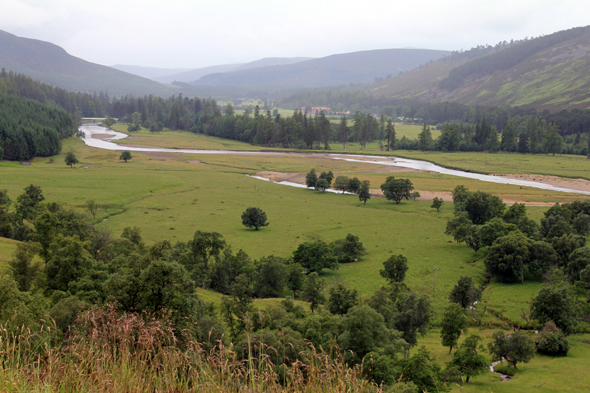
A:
79,124,590,196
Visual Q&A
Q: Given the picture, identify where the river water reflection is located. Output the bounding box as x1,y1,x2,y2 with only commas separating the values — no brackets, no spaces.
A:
79,124,590,196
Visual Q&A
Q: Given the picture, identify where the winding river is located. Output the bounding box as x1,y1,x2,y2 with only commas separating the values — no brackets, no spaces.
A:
79,124,590,196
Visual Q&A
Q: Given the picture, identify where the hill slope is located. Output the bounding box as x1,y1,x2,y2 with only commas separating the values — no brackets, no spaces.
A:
194,49,451,88
151,63,244,84
0,29,175,96
155,57,314,84
111,65,192,79
368,25,590,111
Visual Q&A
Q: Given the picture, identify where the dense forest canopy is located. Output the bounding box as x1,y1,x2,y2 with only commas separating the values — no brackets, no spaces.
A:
0,92,74,161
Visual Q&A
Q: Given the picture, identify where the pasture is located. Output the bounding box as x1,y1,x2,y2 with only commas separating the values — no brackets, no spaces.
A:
1,130,590,393
0,136,578,315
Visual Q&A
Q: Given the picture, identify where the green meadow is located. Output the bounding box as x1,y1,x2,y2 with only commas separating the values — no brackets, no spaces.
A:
2,131,590,392
0,136,581,316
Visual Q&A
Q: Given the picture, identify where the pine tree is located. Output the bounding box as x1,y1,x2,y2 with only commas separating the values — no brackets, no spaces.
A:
418,122,433,151
487,127,500,153
386,119,396,151
518,132,529,153
529,118,540,154
500,121,516,152
339,115,348,149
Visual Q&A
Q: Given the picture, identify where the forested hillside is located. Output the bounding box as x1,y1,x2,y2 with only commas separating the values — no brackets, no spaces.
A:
0,93,74,161
0,69,111,120
366,25,590,111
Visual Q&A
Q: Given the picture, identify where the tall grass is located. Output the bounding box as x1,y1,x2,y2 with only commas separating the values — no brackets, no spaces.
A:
0,305,383,392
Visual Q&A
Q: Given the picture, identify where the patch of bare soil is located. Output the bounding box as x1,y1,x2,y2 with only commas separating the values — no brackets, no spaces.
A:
499,174,590,193
188,160,203,164
414,190,453,202
257,171,303,182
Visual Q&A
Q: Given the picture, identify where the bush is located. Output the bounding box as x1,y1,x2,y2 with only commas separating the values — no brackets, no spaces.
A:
536,322,570,356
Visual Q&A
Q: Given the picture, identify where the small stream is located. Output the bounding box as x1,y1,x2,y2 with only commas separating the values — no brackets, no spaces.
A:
490,360,512,381
79,124,590,196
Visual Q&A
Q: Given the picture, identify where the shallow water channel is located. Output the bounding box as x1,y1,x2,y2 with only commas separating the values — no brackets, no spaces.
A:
79,124,590,196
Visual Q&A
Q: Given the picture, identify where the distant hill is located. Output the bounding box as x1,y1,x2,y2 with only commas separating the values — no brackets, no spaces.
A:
111,64,192,79
232,57,314,71
0,29,176,96
193,49,451,88
151,63,244,84
367,25,590,111
155,57,313,84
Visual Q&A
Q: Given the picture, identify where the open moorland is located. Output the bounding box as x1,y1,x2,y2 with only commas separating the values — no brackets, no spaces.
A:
2,122,590,392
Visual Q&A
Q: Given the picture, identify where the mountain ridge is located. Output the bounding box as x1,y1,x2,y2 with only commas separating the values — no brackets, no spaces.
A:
0,29,175,96
193,49,451,88
366,25,590,111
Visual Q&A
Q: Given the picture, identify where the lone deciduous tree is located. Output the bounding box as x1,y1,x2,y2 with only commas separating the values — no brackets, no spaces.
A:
333,176,350,193
431,197,443,212
440,303,469,353
358,180,371,204
448,334,489,383
488,330,535,369
65,152,79,168
120,151,132,163
85,200,98,219
380,176,414,204
241,207,269,230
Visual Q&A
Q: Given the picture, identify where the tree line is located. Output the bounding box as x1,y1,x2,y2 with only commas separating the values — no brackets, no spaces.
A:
4,68,590,158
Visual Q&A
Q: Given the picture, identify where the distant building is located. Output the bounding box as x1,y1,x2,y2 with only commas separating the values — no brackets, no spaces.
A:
301,106,331,115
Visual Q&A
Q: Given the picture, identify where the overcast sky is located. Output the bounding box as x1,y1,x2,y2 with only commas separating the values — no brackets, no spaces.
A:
2,0,590,69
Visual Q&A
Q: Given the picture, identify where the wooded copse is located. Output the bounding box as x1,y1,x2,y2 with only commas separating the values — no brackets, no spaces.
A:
445,185,590,337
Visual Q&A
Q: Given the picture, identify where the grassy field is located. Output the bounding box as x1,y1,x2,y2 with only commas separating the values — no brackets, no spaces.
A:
105,123,583,204
0,137,479,311
2,131,590,392
0,137,578,307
